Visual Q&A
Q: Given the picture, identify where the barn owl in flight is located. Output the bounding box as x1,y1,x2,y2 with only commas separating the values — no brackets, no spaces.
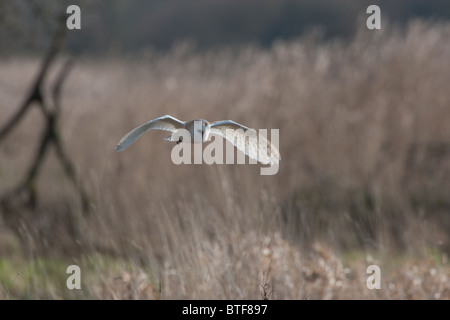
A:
115,115,280,166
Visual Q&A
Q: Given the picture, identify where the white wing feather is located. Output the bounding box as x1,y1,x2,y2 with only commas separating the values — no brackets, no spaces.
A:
115,115,185,152
210,120,280,165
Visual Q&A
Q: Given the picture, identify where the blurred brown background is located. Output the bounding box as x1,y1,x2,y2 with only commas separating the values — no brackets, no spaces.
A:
0,0,449,299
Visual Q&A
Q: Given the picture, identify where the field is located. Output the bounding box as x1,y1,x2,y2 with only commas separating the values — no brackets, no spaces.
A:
0,20,450,299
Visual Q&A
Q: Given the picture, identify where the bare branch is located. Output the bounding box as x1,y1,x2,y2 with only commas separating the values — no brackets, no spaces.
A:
0,13,67,142
1,12,90,214
52,59,75,114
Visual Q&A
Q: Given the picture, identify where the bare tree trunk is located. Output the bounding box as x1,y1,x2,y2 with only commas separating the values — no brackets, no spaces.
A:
0,13,90,215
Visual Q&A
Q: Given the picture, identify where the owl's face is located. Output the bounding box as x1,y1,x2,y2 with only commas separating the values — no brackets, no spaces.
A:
189,119,211,143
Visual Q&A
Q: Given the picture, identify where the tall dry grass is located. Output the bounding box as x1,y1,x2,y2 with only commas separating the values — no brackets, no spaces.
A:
0,20,449,299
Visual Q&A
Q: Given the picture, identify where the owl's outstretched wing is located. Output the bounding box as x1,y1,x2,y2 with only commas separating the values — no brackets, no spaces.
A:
115,115,185,152
210,120,280,165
